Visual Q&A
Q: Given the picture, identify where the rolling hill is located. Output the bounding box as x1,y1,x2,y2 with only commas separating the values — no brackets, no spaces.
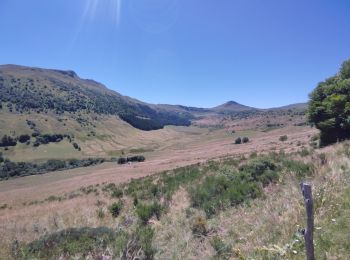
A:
0,65,192,131
0,64,308,163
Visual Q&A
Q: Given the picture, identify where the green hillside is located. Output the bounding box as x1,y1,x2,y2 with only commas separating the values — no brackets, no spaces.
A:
0,65,191,131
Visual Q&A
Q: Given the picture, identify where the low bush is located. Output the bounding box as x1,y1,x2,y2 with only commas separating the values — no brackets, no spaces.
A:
125,165,201,202
0,135,17,147
18,134,31,143
191,216,208,236
134,226,155,259
109,201,123,217
211,236,233,258
35,134,63,145
319,153,327,165
279,135,288,141
17,227,129,259
282,159,314,179
111,188,123,198
190,158,281,217
0,158,106,180
72,142,80,151
299,148,310,157
117,155,146,164
136,202,163,224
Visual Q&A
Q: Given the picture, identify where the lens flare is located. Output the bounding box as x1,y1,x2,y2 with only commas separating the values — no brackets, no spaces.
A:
82,0,122,26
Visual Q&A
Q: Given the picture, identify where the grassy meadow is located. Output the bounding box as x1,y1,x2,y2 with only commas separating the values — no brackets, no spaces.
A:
1,138,349,259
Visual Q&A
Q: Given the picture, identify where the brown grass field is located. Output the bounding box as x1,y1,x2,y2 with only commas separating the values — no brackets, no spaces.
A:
3,108,350,259
0,119,322,258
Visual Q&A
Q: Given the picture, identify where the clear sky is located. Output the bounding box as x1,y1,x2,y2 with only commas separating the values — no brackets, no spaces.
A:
0,0,349,108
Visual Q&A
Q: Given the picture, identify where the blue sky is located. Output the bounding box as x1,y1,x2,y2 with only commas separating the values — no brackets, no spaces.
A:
0,0,349,108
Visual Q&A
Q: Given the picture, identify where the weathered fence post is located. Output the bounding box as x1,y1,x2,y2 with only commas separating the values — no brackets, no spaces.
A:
300,182,315,260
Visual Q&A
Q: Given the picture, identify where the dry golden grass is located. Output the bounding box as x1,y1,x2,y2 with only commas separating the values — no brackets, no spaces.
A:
152,143,350,259
0,121,322,259
1,139,349,259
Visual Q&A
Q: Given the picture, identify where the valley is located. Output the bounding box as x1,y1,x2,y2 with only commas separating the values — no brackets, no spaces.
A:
0,64,348,259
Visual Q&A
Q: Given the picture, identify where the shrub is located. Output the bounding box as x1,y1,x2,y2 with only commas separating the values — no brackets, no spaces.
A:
242,137,249,143
239,158,278,186
111,188,123,198
117,157,127,164
118,156,146,164
191,216,208,236
319,153,327,165
135,226,155,259
190,157,279,217
0,158,106,180
18,134,31,143
279,135,288,142
299,148,310,157
35,134,63,145
234,137,242,144
282,159,314,179
18,227,128,259
136,204,154,224
109,201,123,218
136,202,163,224
0,135,17,147
31,132,40,137
211,236,233,258
250,151,258,158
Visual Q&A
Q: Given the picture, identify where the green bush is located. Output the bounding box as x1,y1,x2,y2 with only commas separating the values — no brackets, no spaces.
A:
135,226,155,259
190,158,280,217
282,159,314,179
308,59,350,146
103,184,124,198
109,201,123,217
18,227,128,259
136,202,163,224
190,173,262,217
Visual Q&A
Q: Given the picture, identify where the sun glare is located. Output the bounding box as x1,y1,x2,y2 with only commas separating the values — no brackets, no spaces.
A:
82,0,122,26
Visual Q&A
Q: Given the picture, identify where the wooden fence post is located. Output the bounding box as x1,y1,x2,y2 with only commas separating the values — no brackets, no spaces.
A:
300,182,315,260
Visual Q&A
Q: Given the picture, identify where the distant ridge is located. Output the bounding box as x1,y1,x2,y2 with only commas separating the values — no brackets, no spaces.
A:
268,102,308,110
0,64,308,131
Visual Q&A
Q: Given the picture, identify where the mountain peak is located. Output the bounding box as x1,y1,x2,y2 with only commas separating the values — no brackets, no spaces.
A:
223,100,239,106
213,100,256,112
